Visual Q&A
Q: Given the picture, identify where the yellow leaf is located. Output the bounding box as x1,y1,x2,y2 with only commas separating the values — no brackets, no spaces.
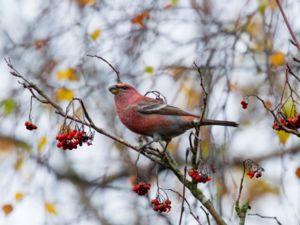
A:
275,98,296,144
14,155,24,171
245,18,263,37
268,0,277,11
15,192,24,201
246,179,279,201
56,68,79,81
45,202,58,215
168,66,187,79
91,28,102,41
76,0,96,7
249,37,273,52
38,136,47,153
276,130,290,144
0,136,31,153
181,82,201,109
167,141,179,153
269,51,285,67
55,88,74,102
200,127,211,159
2,204,13,215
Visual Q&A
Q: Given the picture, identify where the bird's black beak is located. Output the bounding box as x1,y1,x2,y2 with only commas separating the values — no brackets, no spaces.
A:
108,85,119,95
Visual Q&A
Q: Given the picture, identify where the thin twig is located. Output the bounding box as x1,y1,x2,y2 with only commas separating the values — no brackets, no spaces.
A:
235,161,250,225
200,206,211,225
248,213,282,225
87,54,121,83
236,161,246,207
287,64,300,82
178,149,189,225
166,189,202,225
73,98,95,126
275,0,300,52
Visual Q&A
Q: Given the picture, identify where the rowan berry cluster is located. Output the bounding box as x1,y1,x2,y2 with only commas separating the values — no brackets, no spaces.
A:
151,198,171,213
132,182,151,196
244,159,264,179
272,115,300,131
24,121,38,130
188,168,212,183
56,129,94,150
240,100,248,109
246,170,263,178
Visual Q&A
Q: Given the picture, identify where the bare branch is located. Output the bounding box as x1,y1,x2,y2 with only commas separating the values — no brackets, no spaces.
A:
87,54,121,83
275,0,300,51
248,213,282,225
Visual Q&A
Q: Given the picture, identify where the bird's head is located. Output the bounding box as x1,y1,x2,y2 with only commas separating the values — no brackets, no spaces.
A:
108,83,138,96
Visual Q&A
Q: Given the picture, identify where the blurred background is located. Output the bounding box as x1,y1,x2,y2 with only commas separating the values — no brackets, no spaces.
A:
0,0,300,224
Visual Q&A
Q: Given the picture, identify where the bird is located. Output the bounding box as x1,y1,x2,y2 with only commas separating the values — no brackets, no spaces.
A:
109,83,238,149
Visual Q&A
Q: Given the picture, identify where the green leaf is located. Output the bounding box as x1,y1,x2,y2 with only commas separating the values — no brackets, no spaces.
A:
1,98,16,115
144,66,154,74
171,0,178,5
282,98,296,118
258,2,267,14
257,0,268,14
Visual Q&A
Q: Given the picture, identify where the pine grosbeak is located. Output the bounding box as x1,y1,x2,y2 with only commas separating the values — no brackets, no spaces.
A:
109,83,238,144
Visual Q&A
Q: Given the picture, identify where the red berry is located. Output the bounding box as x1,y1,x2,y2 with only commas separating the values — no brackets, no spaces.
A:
151,199,159,205
132,182,151,195
70,130,77,137
240,100,248,109
165,205,171,212
153,205,160,211
246,171,255,178
188,169,194,177
255,171,262,178
56,142,62,148
165,199,171,205
25,121,38,130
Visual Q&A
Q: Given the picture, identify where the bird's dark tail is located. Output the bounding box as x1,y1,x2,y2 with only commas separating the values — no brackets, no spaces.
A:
194,119,238,127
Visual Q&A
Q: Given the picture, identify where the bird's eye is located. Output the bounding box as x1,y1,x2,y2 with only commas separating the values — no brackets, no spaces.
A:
120,86,129,90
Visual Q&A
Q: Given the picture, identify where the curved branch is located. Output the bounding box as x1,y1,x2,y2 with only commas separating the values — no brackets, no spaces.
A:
6,59,227,225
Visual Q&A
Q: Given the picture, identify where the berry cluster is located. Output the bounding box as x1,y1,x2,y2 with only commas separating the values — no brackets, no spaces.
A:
272,115,300,131
188,168,212,183
244,159,264,179
240,100,248,109
132,182,151,196
151,198,171,213
246,170,262,178
24,121,38,130
56,129,94,150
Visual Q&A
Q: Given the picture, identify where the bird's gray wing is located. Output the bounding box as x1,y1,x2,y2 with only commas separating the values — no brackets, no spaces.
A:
137,98,197,116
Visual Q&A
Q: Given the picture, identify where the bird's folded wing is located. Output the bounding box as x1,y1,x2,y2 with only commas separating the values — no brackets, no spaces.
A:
137,99,197,116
